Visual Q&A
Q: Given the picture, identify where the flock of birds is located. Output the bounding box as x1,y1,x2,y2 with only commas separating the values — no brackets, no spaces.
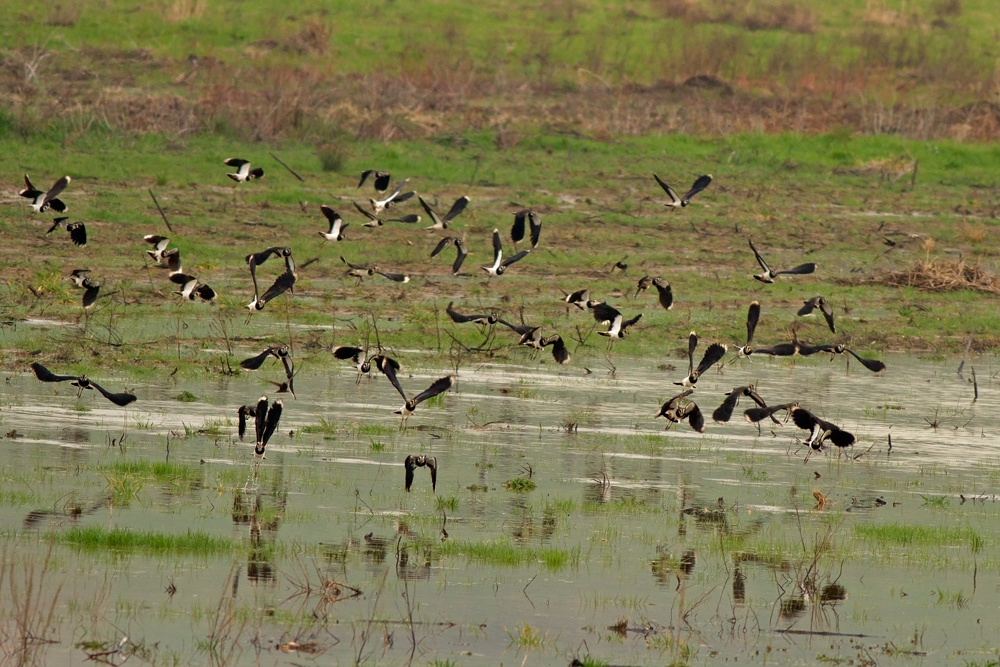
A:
22,160,887,490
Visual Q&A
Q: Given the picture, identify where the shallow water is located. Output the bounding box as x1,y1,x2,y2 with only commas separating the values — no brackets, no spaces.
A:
2,353,1000,665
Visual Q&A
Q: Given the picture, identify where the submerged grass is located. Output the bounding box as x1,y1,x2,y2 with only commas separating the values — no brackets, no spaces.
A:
436,539,581,571
853,523,984,550
61,526,238,556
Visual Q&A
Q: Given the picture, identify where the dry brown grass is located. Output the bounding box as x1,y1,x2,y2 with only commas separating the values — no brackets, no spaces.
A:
874,258,1000,295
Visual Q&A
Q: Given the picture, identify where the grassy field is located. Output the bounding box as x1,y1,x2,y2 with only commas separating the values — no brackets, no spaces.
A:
2,0,1000,378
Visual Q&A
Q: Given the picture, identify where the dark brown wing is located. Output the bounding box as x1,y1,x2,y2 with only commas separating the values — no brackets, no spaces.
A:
590,303,621,325
845,348,886,373
712,390,741,423
410,375,455,407
431,236,455,257
681,402,705,432
31,363,80,383
87,379,137,406
820,299,836,333
681,174,712,203
654,280,673,310
775,263,816,276
426,456,438,491
259,271,296,307
746,301,760,345
452,239,468,274
238,405,255,440
67,222,87,246
511,210,527,243
405,455,417,491
443,196,469,223
374,355,407,401
695,343,727,376
254,395,268,446
260,400,283,447
528,211,541,248
240,347,277,370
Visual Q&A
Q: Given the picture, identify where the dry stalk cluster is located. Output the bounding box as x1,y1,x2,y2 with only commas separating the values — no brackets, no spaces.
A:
874,258,1000,295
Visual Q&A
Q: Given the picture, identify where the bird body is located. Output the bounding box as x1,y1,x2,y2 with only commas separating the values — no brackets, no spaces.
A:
144,235,172,264
676,332,727,387
655,389,705,432
791,406,856,450
482,228,529,277
419,195,469,230
797,296,836,333
21,175,70,213
653,173,712,208
713,385,767,422
224,158,263,182
31,362,136,406
369,178,413,213
749,238,815,283
405,454,438,492
252,395,283,458
319,205,348,241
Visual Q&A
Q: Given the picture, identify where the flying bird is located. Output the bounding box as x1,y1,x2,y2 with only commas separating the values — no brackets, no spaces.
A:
404,454,438,492
430,236,468,274
67,269,91,287
246,247,296,316
251,395,283,461
561,288,592,310
30,362,136,406
20,175,70,213
651,278,673,311
174,277,217,303
675,332,727,387
447,302,499,326
419,195,470,230
80,277,100,308
331,345,373,382
369,178,414,213
224,158,264,183
352,200,421,227
797,296,836,333
357,170,392,193
712,385,767,423
482,228,530,277
591,303,641,342
318,205,348,241
791,406,856,450
748,238,816,283
240,344,296,397
46,218,86,246
655,389,705,432
510,209,541,248
653,173,712,208
743,403,797,434
804,343,886,373
735,301,761,358
392,375,456,428
542,334,570,365
144,235,172,264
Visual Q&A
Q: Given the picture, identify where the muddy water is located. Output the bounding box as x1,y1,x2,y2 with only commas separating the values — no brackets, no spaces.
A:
2,353,999,665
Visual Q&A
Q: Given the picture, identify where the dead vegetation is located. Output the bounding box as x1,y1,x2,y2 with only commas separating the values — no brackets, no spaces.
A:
872,258,1000,295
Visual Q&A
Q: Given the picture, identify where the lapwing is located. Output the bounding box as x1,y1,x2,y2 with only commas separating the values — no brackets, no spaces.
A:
174,277,217,303
712,384,767,423
46,218,87,246
250,395,283,463
797,296,836,333
655,389,705,432
357,170,392,192
634,276,653,298
370,353,405,397
352,200,421,227
20,175,70,213
340,256,374,283
813,343,886,373
430,236,468,274
246,247,296,316
743,403,797,435
405,454,438,492
651,278,673,311
392,375,456,429
419,195,470,230
224,158,264,183
591,303,642,342
80,277,100,309
749,238,815,283
542,334,570,364
318,205,348,241
735,301,761,357
143,235,172,264
67,269,91,287
482,228,530,277
561,288,591,310
510,209,542,248
447,302,499,326
237,404,256,440
369,178,414,213
31,362,136,406
676,332,727,387
790,406,856,450
162,248,182,274
240,344,296,397
653,173,712,208
331,345,373,383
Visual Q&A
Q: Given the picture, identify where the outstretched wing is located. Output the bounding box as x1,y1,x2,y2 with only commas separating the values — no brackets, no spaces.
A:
845,348,886,373
260,400,283,447
443,196,470,223
748,238,770,273
237,405,254,440
682,174,712,203
240,347,277,370
819,299,836,333
500,249,530,269
528,211,541,248
374,355,407,401
775,263,816,276
712,390,741,423
87,379,138,407
430,236,454,258
694,342,728,376
404,455,417,492
259,271,296,307
352,200,379,222
652,174,681,205
452,239,468,274
31,362,80,383
745,301,760,346
410,375,455,407
511,210,527,244
590,303,621,325
418,195,444,228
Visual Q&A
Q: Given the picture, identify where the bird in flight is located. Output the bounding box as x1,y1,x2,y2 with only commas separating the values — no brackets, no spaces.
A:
357,170,392,193
30,362,136,406
590,303,642,343
352,200,421,228
430,236,468,275
676,332,727,387
46,218,86,246
20,175,70,213
748,238,815,283
735,301,761,358
652,173,712,208
790,406,856,450
419,195,470,230
318,205,348,241
224,158,264,183
655,389,705,432
797,296,836,333
369,178,415,213
510,209,542,248
482,229,530,277
240,344,296,397
404,454,438,492
712,384,767,423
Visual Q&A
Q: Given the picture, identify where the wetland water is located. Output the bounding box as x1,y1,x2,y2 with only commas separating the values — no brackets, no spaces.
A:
2,354,1000,665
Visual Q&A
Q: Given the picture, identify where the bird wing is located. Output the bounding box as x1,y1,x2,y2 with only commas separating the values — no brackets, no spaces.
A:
511,210,527,243
695,343,728,376
845,348,886,373
686,331,698,375
410,375,455,407
418,195,444,228
426,456,438,491
791,407,819,433
340,256,369,271
748,238,770,273
21,174,40,197
87,379,137,406
67,223,87,246
652,174,681,205
320,204,342,226
500,249,530,269
712,390,741,423
681,402,705,432
259,271,296,306
237,405,254,440
796,298,817,316
820,299,836,333
404,455,416,492
43,176,70,207
775,263,816,276
224,158,250,168
277,351,295,396
357,169,374,189
384,214,421,224
827,426,857,448
621,313,642,331
746,386,767,408
195,284,217,302
655,281,673,310
332,345,364,361
374,268,409,283
590,303,620,325
491,228,503,266
498,319,533,335
446,302,475,323
381,178,410,206
352,200,379,222
755,342,798,356
375,355,407,401
682,174,712,202
452,240,468,274
31,362,80,383
528,212,541,248
46,218,65,234
443,196,470,223
260,400,283,447
169,272,197,286
240,347,278,371
430,236,454,257
254,395,269,445
746,301,760,345
82,282,100,307
656,389,693,417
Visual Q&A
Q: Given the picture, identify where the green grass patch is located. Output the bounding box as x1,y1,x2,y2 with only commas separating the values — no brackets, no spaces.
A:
61,526,237,556
853,523,984,550
436,539,580,571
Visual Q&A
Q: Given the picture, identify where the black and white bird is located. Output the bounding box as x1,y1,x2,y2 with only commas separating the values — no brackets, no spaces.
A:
447,302,499,326
655,389,705,432
372,266,410,283
482,228,530,277
676,332,727,387
241,344,296,397
712,384,767,423
246,247,296,315
352,200,421,228
790,406,856,450
340,256,374,283
743,403,797,434
318,205,348,241
80,277,101,309
162,248,183,274
653,173,712,208
749,238,816,283
331,345,374,382
635,276,653,298
797,296,836,333
20,175,70,213
419,195,469,230
357,170,392,193
736,301,761,357
46,218,87,246
404,454,438,492
224,158,264,183
561,288,592,310
510,209,542,248
369,178,414,213
67,269,92,287
391,375,456,428
591,303,642,341
542,334,570,365
430,236,468,275
144,235,172,264
250,395,283,461
810,343,886,373
237,403,256,440
31,362,136,406
651,278,673,310
174,277,217,303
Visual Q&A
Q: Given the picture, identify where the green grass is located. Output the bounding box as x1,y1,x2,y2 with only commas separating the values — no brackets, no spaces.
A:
436,539,580,571
853,523,984,549
61,526,238,555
